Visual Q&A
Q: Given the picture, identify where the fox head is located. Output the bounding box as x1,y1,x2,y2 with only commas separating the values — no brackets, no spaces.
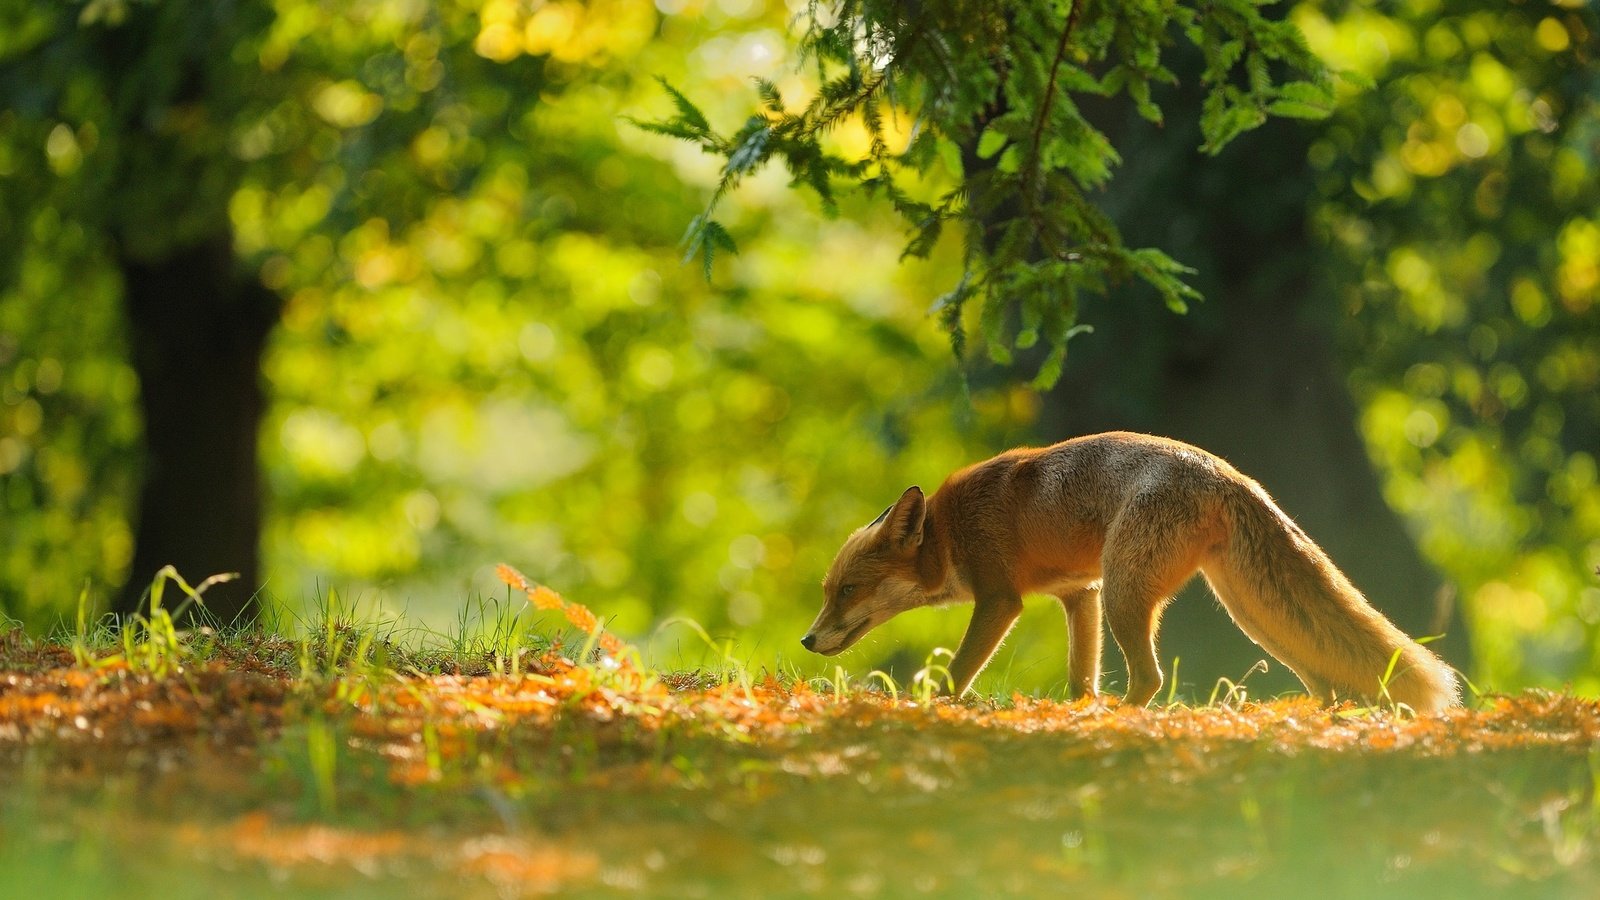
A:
802,486,931,656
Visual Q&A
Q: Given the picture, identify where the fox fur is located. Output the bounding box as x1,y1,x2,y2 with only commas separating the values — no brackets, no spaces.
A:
802,432,1460,713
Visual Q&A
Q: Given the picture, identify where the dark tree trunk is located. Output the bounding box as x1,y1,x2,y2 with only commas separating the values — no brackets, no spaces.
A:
114,236,278,625
1037,110,1471,697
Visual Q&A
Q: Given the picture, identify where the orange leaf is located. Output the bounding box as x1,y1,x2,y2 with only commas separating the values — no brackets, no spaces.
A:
529,586,564,611
495,564,533,594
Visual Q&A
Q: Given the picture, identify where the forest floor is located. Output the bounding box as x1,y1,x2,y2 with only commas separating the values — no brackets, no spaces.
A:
4,572,1600,898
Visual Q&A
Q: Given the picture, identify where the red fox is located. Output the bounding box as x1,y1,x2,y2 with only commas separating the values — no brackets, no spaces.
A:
802,432,1460,713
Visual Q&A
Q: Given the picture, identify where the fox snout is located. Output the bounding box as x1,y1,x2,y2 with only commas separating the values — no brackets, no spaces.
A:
800,627,847,656
801,608,874,656
800,611,853,656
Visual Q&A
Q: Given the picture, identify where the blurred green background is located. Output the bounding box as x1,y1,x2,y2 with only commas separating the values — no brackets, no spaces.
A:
1,0,1596,696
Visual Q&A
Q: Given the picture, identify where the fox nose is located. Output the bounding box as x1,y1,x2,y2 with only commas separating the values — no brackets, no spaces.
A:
801,633,817,652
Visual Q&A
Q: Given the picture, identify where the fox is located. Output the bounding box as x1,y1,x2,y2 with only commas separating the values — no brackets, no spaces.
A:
802,432,1460,713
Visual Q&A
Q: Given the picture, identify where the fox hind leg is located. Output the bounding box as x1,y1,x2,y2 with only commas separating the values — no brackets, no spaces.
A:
1101,498,1209,707
1103,583,1168,707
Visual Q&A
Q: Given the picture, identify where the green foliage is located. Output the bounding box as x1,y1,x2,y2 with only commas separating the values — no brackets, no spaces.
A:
644,0,1336,386
1300,0,1600,689
0,1,1025,685
0,0,537,620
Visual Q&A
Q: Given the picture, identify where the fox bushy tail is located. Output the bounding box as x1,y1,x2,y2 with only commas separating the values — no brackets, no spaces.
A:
1201,481,1460,713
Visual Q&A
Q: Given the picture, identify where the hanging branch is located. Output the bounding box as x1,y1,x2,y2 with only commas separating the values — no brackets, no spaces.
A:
639,0,1339,387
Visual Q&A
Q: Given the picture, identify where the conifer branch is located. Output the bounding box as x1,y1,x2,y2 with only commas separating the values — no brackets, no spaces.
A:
640,0,1334,386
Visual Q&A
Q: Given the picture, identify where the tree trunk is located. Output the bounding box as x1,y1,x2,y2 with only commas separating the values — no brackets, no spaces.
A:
114,236,278,625
1037,114,1470,697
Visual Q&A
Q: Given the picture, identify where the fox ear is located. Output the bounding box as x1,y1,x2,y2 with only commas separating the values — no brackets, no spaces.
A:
883,486,925,550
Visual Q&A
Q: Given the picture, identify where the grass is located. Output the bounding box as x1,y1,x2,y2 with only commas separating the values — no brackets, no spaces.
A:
3,570,1600,898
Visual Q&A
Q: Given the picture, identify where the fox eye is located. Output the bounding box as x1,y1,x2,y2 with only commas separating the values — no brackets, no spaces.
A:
838,584,857,599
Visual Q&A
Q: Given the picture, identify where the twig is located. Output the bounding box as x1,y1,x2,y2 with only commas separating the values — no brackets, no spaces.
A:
1025,0,1084,199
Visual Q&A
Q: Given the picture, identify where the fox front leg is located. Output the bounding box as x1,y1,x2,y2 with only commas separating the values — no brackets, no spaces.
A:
947,592,1024,697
